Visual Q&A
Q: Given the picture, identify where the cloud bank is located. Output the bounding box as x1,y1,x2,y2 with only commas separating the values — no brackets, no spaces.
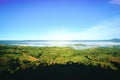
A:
69,17,120,40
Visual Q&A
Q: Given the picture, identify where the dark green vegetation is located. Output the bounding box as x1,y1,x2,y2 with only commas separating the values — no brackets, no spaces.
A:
0,45,120,80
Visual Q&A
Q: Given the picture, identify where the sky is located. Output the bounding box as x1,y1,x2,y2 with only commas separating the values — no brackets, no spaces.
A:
0,0,120,40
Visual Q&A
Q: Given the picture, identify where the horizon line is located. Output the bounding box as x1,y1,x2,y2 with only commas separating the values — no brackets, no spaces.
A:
0,38,119,41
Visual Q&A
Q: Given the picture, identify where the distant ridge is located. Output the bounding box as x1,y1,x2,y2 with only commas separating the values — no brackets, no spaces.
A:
110,38,120,42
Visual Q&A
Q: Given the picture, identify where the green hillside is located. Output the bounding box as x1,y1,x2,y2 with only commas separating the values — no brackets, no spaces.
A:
0,45,120,80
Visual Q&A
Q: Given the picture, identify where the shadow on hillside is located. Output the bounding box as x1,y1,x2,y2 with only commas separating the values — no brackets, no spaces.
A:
1,63,120,80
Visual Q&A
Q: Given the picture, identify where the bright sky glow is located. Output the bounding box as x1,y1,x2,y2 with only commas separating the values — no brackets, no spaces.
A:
0,0,120,40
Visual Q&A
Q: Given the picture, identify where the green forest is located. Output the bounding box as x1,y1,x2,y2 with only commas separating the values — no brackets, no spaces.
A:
0,45,120,80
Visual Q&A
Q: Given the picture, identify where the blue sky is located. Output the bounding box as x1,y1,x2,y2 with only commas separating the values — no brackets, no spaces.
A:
0,0,120,40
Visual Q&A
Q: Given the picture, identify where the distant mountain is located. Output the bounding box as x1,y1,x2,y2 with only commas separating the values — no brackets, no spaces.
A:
110,38,120,42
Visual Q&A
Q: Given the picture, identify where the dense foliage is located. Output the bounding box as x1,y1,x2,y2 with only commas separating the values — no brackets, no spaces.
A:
0,45,120,74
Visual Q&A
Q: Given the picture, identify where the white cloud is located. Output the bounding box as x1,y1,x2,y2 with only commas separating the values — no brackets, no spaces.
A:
110,0,120,4
46,17,120,40
69,17,120,40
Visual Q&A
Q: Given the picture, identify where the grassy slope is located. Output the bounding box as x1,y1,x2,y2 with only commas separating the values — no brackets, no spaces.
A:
0,45,120,75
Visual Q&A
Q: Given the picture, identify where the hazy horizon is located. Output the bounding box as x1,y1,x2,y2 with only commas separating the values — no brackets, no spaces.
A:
0,38,120,41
